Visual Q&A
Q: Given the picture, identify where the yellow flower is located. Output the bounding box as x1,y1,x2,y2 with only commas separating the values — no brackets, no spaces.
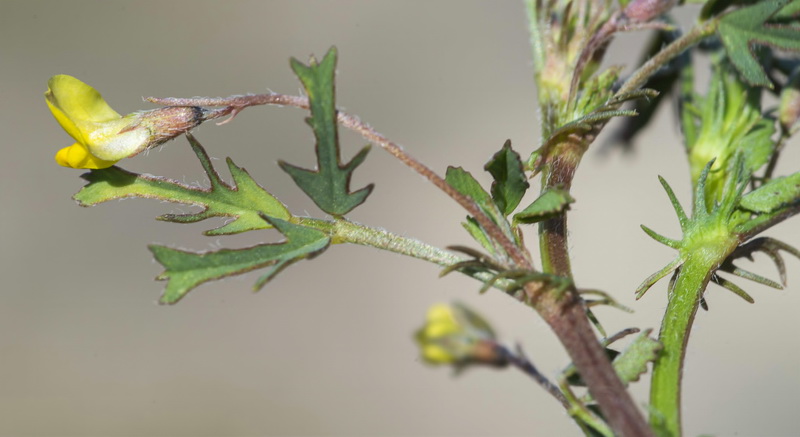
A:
46,75,206,169
414,302,503,368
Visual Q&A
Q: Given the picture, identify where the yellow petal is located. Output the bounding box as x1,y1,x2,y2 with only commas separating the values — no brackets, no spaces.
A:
424,320,459,339
427,304,456,323
55,143,117,169
45,75,121,143
421,344,456,364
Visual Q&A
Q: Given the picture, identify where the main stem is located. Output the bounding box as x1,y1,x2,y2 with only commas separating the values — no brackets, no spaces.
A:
534,139,655,437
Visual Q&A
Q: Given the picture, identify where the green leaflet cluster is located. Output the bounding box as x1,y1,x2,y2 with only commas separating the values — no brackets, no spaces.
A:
445,140,578,260
73,47,371,304
442,141,632,339
715,0,800,88
75,135,333,304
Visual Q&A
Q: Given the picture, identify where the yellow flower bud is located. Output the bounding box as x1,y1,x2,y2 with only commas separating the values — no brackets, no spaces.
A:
46,75,207,169
414,302,504,368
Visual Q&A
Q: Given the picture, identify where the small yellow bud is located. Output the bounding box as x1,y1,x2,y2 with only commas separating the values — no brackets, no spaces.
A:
414,302,505,369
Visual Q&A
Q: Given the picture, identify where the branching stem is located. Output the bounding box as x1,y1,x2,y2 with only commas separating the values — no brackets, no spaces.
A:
148,94,530,269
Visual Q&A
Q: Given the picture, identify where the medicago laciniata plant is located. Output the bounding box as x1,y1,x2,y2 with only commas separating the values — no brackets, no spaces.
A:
48,1,800,436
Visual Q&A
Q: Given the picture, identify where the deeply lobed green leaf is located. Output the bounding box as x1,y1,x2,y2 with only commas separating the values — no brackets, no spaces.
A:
717,0,800,88
279,46,374,216
151,217,331,304
74,134,291,236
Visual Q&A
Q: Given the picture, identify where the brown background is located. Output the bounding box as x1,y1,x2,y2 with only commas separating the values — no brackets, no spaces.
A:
2,1,798,435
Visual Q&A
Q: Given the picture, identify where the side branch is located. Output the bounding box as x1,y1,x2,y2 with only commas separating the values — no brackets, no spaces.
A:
147,94,532,269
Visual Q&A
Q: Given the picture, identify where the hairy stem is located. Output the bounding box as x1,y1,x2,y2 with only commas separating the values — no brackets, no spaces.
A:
533,137,654,437
294,216,517,293
616,20,716,99
295,217,461,266
514,9,717,437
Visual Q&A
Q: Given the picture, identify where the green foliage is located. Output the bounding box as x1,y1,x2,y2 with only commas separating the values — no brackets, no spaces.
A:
445,166,515,254
717,0,800,88
682,60,775,204
279,47,374,216
740,172,800,213
445,166,501,220
74,133,291,236
514,188,575,224
151,217,330,304
610,329,662,386
529,83,654,172
484,140,529,216
562,328,661,406
51,3,800,435
462,217,497,255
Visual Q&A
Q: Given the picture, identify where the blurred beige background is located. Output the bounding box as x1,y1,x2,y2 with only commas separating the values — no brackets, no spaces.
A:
2,1,799,436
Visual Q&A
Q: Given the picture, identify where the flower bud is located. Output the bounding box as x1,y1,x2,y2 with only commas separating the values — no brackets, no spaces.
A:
46,75,207,169
414,302,506,369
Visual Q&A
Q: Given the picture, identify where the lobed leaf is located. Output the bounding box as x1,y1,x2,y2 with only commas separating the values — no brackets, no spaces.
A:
717,0,800,88
279,46,374,216
74,134,291,236
151,216,330,304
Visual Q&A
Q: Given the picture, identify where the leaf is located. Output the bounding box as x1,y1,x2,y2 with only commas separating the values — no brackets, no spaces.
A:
445,166,497,214
513,188,575,224
739,172,800,213
446,166,515,250
484,140,529,215
74,134,291,236
445,166,508,226
462,217,497,255
567,329,660,393
740,118,776,175
610,329,662,386
717,0,800,88
151,216,331,304
279,46,374,216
